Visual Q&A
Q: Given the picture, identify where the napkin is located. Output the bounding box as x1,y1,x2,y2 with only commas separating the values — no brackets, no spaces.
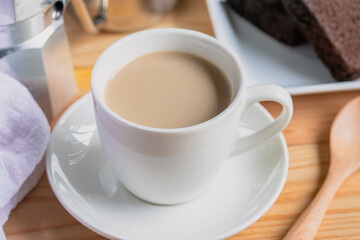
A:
0,73,50,239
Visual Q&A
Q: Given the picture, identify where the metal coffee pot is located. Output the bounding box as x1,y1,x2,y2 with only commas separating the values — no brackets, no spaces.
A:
0,0,77,121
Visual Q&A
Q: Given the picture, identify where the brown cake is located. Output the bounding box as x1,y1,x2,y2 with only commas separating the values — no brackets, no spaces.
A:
227,0,306,46
282,0,360,81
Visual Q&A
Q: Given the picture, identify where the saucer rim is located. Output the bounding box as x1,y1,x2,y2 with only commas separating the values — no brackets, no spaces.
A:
46,93,288,240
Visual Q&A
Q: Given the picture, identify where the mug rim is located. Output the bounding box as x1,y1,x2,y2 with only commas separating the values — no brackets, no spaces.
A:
91,28,245,133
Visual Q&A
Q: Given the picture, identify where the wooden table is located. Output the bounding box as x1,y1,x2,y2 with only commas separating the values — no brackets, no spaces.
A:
4,0,360,239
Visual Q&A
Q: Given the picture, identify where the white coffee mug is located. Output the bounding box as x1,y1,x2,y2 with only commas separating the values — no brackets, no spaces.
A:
91,28,293,205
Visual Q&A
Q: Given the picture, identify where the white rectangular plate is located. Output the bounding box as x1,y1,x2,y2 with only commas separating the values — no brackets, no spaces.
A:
206,0,360,95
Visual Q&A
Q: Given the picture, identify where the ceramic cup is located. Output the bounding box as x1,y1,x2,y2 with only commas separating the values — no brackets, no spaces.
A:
91,28,293,205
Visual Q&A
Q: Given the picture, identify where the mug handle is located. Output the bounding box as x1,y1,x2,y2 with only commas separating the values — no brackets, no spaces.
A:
230,85,293,157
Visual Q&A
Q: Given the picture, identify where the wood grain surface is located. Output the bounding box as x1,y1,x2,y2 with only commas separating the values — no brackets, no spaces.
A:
4,0,360,239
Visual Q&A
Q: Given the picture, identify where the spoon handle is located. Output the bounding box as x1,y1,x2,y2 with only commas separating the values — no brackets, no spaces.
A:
283,172,344,240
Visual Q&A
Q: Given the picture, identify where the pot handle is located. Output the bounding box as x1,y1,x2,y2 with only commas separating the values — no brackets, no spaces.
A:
71,0,108,34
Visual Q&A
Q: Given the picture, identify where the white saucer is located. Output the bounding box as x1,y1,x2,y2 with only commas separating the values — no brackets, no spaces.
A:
46,93,288,240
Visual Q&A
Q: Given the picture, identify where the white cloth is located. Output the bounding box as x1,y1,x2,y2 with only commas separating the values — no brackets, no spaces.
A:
0,73,50,239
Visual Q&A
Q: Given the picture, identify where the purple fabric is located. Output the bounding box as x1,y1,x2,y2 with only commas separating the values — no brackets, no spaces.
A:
0,73,50,239
0,0,14,25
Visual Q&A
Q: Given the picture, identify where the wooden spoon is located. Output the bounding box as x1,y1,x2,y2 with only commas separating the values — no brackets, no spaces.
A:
283,96,360,240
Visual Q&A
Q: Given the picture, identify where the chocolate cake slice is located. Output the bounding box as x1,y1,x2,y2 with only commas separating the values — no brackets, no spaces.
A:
227,0,306,46
282,0,360,81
